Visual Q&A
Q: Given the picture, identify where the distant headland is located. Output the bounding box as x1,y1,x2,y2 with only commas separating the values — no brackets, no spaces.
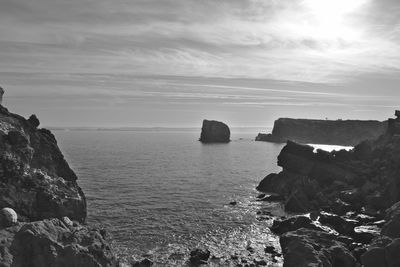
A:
256,118,387,146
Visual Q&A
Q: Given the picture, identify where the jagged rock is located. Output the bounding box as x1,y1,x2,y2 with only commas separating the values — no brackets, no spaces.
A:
0,106,86,222
199,120,230,143
280,228,356,267
27,114,40,128
0,218,117,267
0,86,3,105
0,208,17,228
189,248,210,265
256,118,386,146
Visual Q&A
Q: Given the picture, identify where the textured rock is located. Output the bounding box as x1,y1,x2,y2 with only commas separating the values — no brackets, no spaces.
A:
256,118,386,146
199,120,230,143
0,105,86,222
0,218,117,267
280,228,356,267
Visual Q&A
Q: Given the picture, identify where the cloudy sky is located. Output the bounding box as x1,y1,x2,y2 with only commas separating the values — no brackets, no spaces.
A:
0,0,400,127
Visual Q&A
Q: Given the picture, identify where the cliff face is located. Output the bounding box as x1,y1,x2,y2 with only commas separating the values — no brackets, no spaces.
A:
0,103,117,266
256,118,387,146
0,105,86,222
199,119,230,143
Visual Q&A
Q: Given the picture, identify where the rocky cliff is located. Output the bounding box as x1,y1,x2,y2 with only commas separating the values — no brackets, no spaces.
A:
257,110,400,267
199,119,230,143
256,118,387,146
0,101,118,266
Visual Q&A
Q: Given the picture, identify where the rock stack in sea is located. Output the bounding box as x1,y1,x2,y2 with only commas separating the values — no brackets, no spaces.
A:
0,89,118,266
257,110,400,267
199,119,230,143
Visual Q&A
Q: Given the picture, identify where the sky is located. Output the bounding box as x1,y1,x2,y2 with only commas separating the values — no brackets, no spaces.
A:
0,0,400,128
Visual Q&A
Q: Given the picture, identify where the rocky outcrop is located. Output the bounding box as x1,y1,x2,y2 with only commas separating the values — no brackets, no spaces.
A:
258,111,400,267
0,218,117,267
256,118,386,146
0,101,118,266
199,120,230,143
0,105,86,222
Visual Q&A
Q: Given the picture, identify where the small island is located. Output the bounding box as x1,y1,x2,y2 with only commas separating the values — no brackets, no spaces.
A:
199,119,230,143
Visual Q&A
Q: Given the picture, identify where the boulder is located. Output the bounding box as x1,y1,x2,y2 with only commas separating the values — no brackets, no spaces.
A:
189,248,210,265
199,120,230,143
0,208,17,228
280,228,356,267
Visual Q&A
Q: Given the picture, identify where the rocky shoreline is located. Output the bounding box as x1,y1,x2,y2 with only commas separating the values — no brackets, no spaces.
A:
257,111,400,266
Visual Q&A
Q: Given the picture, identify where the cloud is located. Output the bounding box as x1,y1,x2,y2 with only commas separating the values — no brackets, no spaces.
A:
1,0,400,83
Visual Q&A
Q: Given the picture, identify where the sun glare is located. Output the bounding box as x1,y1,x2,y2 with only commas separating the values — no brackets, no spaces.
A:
302,0,369,40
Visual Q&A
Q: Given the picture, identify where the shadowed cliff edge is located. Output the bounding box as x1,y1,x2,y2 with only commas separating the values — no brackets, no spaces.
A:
256,118,387,146
0,94,119,266
257,110,400,267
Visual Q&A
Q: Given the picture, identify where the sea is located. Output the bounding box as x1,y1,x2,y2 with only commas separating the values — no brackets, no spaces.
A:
53,128,351,266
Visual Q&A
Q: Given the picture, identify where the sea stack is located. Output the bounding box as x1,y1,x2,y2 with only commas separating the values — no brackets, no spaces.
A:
199,119,230,143
0,86,4,105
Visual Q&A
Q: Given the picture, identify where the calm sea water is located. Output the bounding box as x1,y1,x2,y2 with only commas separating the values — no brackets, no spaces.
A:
54,129,287,266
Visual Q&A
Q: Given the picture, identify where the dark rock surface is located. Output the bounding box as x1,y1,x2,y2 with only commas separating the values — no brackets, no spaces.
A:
256,118,386,146
189,248,210,265
199,120,230,143
280,228,356,267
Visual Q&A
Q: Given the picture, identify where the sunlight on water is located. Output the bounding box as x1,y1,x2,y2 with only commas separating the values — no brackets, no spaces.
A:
309,144,353,152
54,130,285,266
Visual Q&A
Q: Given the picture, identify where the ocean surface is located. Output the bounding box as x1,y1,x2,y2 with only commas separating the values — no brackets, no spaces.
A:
52,128,332,266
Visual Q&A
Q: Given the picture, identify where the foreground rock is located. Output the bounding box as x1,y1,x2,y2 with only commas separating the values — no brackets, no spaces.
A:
256,118,386,146
0,218,117,266
199,120,230,143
